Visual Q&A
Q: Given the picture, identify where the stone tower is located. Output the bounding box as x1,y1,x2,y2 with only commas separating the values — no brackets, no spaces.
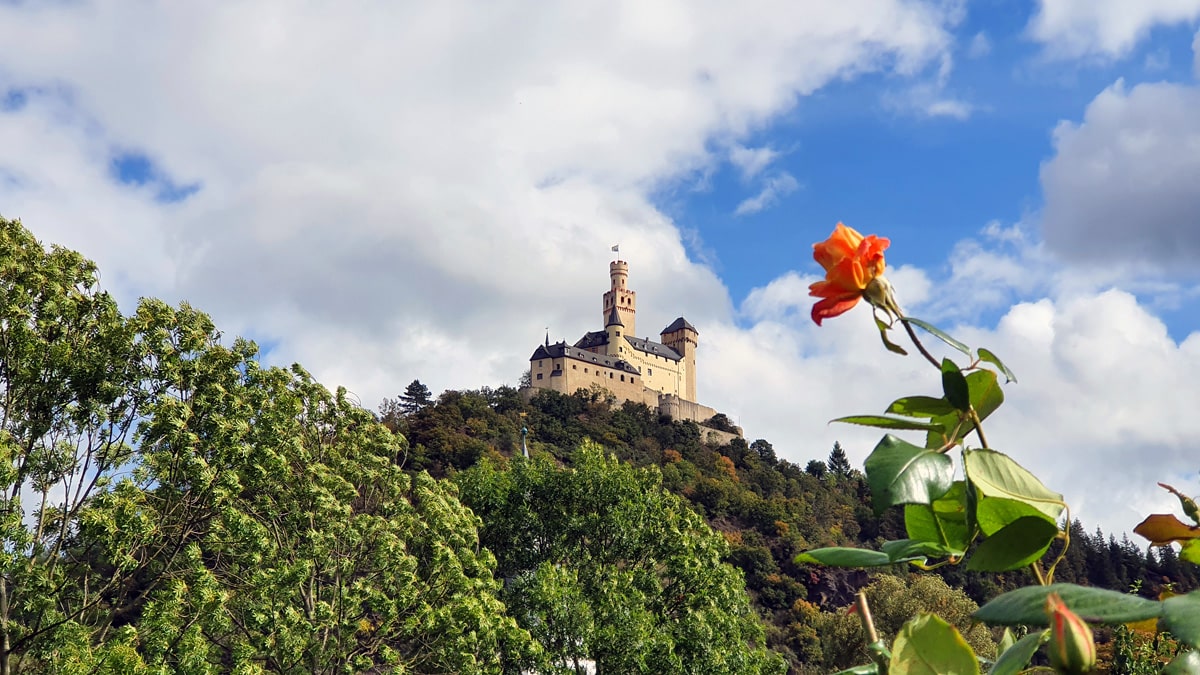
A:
660,317,698,402
602,260,636,337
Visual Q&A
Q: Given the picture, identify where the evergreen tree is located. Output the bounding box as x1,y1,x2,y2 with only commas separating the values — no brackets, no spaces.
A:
828,442,852,478
399,378,433,414
805,460,828,479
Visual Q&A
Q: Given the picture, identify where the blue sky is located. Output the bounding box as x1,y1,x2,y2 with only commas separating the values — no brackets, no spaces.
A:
2,0,1200,537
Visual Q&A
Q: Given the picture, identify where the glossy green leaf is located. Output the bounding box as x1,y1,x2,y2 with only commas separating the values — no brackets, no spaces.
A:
942,359,971,412
976,348,1017,383
904,317,971,355
924,410,967,450
965,369,1004,423
880,538,960,561
1163,650,1200,674
864,435,955,516
964,449,1064,524
889,613,980,675
887,396,957,418
988,630,1048,675
975,496,1051,537
974,584,1161,626
966,516,1059,572
833,415,944,432
1162,591,1200,647
795,547,893,567
905,482,974,551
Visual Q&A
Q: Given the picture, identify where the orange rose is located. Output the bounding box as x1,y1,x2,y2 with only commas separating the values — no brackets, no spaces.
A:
809,223,890,325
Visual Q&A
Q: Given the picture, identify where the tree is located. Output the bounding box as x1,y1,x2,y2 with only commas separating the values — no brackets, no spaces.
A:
399,379,433,415
827,442,852,478
805,460,828,479
456,442,785,674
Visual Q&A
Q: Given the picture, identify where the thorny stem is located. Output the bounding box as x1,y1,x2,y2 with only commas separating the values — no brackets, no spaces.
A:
900,318,940,369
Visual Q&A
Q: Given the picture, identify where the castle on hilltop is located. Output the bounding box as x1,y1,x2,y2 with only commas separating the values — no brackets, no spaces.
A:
529,257,738,435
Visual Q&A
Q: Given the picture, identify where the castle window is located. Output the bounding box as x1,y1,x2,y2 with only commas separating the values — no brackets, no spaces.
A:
584,368,588,373
572,364,577,369
609,373,613,379
648,368,653,375
620,375,625,382
536,373,543,380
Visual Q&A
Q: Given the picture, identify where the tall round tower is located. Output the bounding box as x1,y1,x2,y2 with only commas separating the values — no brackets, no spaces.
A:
602,259,637,337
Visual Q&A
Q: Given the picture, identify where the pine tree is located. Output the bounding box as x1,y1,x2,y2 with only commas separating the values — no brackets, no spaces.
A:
399,379,433,414
828,442,852,478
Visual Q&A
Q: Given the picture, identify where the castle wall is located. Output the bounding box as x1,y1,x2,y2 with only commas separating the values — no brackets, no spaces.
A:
612,336,688,399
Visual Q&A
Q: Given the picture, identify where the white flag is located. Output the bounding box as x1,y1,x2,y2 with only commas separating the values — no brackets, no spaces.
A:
611,244,619,253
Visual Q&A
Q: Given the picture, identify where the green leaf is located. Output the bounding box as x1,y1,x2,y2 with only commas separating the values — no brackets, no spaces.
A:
905,482,974,552
1161,591,1200,647
974,496,1051,537
996,628,1016,655
965,370,1004,423
833,415,944,432
988,630,1048,675
942,359,971,412
880,539,960,561
877,317,908,356
924,410,967,450
976,348,1017,383
832,665,880,675
1183,539,1200,565
795,547,893,567
889,613,980,675
964,449,1064,525
966,516,1059,572
973,584,1162,626
887,396,957,418
864,435,955,516
904,317,972,355
1163,650,1200,674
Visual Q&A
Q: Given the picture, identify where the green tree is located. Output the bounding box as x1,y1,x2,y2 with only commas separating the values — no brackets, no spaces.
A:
456,442,785,674
399,379,433,414
827,441,852,478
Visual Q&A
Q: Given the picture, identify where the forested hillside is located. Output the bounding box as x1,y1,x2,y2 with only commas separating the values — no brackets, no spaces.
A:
382,383,1199,672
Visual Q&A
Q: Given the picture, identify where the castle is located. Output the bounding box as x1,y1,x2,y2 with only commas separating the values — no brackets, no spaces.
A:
529,258,736,434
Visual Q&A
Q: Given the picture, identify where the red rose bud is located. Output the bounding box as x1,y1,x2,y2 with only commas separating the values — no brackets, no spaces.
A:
1045,593,1096,673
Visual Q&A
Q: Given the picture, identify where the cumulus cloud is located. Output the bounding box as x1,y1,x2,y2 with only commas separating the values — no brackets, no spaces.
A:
734,172,800,216
1040,79,1200,266
0,1,958,402
1028,0,1200,59
1194,28,1200,76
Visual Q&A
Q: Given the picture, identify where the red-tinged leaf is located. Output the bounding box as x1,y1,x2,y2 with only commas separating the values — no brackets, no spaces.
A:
1133,513,1200,546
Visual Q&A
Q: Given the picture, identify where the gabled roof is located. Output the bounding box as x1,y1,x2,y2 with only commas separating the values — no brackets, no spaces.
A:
660,317,697,335
626,336,681,361
530,341,640,374
574,331,608,349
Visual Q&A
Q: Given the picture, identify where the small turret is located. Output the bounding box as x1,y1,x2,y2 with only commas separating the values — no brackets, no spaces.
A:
602,259,636,336
660,317,698,402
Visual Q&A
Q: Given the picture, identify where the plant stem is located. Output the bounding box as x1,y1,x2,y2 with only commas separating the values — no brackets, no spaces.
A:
969,410,990,449
856,591,879,644
900,318,940,369
1030,562,1047,586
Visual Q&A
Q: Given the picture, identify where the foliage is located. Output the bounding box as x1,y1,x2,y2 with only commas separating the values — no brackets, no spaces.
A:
455,441,785,674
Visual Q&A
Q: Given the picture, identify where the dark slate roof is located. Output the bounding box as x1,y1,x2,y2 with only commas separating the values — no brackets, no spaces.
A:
574,331,608,349
529,341,639,374
606,306,624,327
660,317,697,335
626,336,681,361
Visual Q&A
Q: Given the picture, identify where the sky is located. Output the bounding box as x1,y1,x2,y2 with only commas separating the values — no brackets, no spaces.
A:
2,0,1200,541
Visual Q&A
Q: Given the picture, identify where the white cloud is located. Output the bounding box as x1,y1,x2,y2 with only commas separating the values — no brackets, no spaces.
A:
1144,47,1171,71
0,1,958,404
1028,0,1200,59
1040,79,1200,266
967,31,991,58
733,172,800,216
882,79,976,120
729,144,779,180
